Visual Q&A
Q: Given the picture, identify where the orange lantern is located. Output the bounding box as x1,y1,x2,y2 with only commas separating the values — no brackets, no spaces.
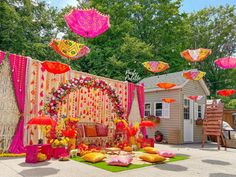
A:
162,98,176,103
156,82,176,90
41,61,71,74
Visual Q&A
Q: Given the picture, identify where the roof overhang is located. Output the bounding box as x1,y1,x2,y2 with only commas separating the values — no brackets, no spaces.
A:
144,79,210,96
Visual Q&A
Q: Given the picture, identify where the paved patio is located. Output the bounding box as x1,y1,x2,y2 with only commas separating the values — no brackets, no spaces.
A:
1,143,236,177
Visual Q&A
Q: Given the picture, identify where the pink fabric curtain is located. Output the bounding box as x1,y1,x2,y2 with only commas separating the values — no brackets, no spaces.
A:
136,84,146,137
8,54,28,153
127,83,136,118
0,51,5,64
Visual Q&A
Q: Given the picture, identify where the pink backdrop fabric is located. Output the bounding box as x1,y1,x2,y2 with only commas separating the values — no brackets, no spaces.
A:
127,83,136,118
0,51,5,64
8,54,28,153
136,84,146,137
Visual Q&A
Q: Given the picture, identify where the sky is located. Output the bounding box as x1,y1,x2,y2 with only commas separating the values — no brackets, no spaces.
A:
44,0,236,12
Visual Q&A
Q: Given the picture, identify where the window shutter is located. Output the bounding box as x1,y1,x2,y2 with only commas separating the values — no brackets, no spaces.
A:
162,102,170,118
202,104,206,119
194,103,198,120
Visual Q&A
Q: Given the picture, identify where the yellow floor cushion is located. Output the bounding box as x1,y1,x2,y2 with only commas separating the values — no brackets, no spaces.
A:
82,152,105,163
143,147,158,154
139,153,166,163
123,146,132,152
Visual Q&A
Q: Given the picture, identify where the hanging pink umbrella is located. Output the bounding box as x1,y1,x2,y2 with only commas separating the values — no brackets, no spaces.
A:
214,57,236,69
64,8,110,38
188,96,203,102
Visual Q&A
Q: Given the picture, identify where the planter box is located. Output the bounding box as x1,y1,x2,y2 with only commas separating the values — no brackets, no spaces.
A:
196,119,203,125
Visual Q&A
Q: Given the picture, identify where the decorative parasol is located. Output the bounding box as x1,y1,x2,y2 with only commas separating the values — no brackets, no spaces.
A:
217,89,236,97
188,96,203,102
139,120,156,127
214,57,236,69
183,69,206,80
49,39,90,60
27,115,56,126
142,61,169,73
157,82,176,90
162,98,176,103
181,48,212,62
64,8,110,38
41,61,70,74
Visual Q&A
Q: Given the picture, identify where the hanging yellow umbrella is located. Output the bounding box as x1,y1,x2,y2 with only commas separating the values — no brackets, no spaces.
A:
182,69,206,80
142,61,169,73
49,39,90,60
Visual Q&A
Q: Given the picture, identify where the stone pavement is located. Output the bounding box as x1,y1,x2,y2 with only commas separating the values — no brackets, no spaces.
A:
1,143,236,177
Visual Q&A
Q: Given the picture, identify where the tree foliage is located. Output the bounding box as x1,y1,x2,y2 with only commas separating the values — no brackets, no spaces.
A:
1,0,236,108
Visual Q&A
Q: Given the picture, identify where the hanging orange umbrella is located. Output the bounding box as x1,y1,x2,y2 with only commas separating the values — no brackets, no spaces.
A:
217,89,236,97
181,48,212,62
139,120,156,127
162,98,176,103
157,82,176,90
41,61,71,74
27,115,56,126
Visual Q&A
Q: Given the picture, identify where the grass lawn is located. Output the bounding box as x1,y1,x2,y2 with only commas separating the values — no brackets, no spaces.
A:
72,155,189,172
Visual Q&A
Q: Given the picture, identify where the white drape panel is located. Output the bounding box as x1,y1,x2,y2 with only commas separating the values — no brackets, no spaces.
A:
0,59,19,152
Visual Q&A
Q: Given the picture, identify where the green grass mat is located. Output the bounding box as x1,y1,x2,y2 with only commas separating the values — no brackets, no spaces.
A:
72,155,188,172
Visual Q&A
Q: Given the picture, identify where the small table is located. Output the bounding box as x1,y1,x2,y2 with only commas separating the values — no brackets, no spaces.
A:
105,147,121,155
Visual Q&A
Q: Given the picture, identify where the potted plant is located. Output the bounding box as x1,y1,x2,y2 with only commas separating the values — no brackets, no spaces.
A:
196,118,203,125
146,115,161,124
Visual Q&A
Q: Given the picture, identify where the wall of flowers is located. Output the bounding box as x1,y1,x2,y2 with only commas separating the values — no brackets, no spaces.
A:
24,58,128,145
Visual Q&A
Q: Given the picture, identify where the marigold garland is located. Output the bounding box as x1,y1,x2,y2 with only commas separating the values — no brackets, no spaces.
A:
0,153,26,157
44,76,125,120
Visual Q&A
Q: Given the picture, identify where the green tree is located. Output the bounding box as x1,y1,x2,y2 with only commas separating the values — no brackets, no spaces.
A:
0,0,58,59
187,5,236,95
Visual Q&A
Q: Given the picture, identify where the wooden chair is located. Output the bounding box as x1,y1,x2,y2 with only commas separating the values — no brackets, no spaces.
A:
201,100,227,150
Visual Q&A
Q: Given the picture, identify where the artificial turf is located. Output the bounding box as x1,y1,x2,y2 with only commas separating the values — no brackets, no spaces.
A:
72,155,189,172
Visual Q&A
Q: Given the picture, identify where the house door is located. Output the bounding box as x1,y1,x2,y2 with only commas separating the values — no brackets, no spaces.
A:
184,98,194,142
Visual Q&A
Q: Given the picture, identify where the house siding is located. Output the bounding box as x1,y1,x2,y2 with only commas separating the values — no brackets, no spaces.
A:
145,89,183,144
182,81,206,143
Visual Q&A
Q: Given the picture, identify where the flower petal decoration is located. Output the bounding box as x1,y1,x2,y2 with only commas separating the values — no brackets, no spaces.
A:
27,115,56,126
156,82,176,90
139,120,156,127
214,57,236,69
188,96,203,102
64,8,110,38
142,61,169,73
183,69,206,80
162,98,176,103
217,89,236,97
41,61,70,74
49,39,90,60
181,48,212,62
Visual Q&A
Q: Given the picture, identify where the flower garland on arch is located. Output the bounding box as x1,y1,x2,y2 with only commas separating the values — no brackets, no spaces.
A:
44,76,126,120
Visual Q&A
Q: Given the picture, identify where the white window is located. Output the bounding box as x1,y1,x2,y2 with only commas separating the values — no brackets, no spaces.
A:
198,105,202,118
155,102,170,118
198,104,205,119
144,103,151,117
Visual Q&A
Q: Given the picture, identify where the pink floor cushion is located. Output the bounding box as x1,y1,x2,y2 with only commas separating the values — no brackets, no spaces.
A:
107,155,133,166
158,150,176,158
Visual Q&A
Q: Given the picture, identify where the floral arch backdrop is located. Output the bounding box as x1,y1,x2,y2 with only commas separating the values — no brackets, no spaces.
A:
45,76,126,120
